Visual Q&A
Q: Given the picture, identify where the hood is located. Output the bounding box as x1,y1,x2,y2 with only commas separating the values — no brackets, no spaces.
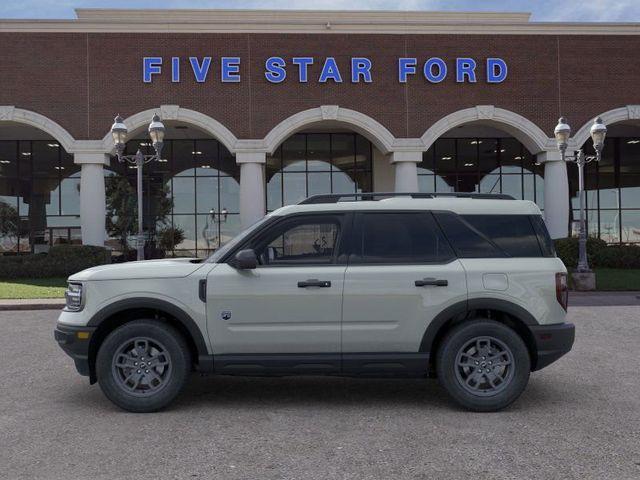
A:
68,258,206,281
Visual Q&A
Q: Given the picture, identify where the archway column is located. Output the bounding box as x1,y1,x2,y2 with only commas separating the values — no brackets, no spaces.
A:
538,151,569,239
74,151,109,246
390,151,422,192
237,151,266,229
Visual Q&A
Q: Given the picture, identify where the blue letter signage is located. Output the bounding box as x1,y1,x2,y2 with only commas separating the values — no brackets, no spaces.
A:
143,56,508,84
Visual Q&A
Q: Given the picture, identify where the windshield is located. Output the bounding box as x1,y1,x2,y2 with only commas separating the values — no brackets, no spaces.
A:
206,215,272,263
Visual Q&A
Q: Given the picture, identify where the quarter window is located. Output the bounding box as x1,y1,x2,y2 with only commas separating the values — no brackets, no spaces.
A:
462,215,544,257
357,212,454,264
434,212,503,258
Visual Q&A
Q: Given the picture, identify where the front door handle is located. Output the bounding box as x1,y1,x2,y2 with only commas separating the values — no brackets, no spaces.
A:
415,278,448,287
298,279,331,288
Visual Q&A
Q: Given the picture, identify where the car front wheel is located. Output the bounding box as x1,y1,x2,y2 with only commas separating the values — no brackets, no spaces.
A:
436,319,531,412
96,320,191,412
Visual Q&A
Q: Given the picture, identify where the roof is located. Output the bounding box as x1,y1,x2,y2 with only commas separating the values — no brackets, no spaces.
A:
0,9,639,35
269,197,542,216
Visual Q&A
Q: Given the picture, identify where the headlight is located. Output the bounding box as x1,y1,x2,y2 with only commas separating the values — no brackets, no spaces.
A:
64,282,84,312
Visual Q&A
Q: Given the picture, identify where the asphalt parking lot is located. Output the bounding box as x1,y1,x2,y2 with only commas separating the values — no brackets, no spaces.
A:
1,307,639,480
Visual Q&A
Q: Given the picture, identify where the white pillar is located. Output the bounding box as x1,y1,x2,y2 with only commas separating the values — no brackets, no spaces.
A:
538,151,569,239
237,151,266,229
75,153,109,246
391,151,422,192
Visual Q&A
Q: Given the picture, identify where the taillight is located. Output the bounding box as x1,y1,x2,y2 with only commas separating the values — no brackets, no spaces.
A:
556,272,568,311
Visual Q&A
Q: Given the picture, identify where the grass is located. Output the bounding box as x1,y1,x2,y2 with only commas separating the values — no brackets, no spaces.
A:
0,278,67,299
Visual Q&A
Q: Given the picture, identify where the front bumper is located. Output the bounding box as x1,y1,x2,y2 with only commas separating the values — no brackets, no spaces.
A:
54,324,96,377
530,322,575,371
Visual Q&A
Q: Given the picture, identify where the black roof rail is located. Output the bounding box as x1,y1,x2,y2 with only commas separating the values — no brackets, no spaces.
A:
298,192,515,205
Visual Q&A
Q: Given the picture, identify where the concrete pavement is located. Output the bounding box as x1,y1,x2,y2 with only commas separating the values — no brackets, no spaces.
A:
0,307,639,479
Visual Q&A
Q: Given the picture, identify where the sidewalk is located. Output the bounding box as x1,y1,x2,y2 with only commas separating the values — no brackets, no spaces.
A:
569,291,640,307
1,292,640,311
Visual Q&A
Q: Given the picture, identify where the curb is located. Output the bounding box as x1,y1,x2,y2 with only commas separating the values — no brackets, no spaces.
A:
0,300,65,311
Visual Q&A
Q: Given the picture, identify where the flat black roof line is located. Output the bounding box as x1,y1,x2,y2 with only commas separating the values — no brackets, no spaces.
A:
298,192,515,204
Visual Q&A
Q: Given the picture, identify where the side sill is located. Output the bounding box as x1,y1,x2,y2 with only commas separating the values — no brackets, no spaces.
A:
203,353,430,378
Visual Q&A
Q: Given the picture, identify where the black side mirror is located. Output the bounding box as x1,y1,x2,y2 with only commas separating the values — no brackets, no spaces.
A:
230,249,258,270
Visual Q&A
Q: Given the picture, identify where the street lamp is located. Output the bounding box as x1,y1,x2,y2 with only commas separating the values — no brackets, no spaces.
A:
202,207,229,251
110,113,166,261
554,116,607,273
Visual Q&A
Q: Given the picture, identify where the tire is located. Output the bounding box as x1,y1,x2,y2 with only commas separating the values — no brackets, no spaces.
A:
96,320,191,413
436,319,530,412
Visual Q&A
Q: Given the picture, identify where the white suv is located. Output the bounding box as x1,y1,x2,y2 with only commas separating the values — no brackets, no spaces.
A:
55,193,574,413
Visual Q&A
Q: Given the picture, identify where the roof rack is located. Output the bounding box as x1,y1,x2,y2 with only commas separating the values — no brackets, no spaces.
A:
298,192,515,205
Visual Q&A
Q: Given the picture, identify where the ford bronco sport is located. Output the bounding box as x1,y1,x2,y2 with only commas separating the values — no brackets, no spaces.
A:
55,192,574,412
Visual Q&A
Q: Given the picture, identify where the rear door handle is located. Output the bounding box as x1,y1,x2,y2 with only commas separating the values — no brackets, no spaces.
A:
298,279,332,288
415,278,448,287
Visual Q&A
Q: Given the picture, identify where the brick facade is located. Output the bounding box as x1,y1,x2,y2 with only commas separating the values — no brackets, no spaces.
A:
1,31,639,142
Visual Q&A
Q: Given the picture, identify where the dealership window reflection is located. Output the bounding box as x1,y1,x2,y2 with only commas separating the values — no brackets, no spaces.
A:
570,137,640,243
108,138,240,257
266,133,373,211
0,140,80,254
419,137,544,210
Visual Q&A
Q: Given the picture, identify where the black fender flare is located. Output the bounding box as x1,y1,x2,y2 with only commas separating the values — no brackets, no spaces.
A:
87,297,209,358
419,298,538,353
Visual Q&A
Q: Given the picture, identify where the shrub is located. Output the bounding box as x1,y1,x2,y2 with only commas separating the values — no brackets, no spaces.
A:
555,237,640,269
554,237,607,268
592,245,640,269
157,226,185,254
0,245,110,279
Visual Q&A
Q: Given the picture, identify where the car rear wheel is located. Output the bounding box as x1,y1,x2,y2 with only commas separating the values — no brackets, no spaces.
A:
436,319,530,412
96,320,191,412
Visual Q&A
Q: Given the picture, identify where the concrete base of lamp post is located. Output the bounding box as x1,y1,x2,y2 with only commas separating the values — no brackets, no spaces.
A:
572,271,596,291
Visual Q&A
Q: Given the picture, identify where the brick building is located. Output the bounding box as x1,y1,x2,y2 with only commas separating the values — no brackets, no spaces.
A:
1,9,640,255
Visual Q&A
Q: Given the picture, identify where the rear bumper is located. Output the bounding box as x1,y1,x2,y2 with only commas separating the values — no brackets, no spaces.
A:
530,322,575,371
54,324,96,377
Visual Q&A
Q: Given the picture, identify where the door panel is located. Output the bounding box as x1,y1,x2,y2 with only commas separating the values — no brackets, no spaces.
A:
342,261,467,352
341,211,468,354
206,213,348,355
206,264,345,354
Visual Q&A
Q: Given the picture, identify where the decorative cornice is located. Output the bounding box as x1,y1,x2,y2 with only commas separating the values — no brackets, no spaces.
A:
0,9,639,35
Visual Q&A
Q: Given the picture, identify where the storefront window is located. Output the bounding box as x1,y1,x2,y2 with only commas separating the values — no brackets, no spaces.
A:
419,137,543,208
0,140,80,254
108,138,240,257
569,137,640,244
266,133,373,212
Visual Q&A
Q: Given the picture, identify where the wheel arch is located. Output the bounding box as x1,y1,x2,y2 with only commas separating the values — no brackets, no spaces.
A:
86,298,211,383
421,298,539,371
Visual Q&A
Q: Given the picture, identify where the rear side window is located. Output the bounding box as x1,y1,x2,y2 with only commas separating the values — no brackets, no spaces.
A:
462,214,546,257
356,212,454,264
434,212,504,258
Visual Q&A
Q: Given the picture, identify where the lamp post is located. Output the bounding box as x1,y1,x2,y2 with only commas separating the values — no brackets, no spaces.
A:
110,114,166,261
554,116,607,273
202,207,229,251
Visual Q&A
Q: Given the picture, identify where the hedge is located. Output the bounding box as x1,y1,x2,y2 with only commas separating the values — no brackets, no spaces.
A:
0,245,110,279
554,237,640,269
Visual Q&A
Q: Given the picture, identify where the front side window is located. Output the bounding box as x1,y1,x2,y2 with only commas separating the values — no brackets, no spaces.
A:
356,212,454,264
256,217,341,266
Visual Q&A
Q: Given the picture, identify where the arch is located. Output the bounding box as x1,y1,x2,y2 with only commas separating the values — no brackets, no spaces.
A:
572,105,640,148
0,106,76,153
420,106,552,154
263,106,396,155
100,105,239,155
